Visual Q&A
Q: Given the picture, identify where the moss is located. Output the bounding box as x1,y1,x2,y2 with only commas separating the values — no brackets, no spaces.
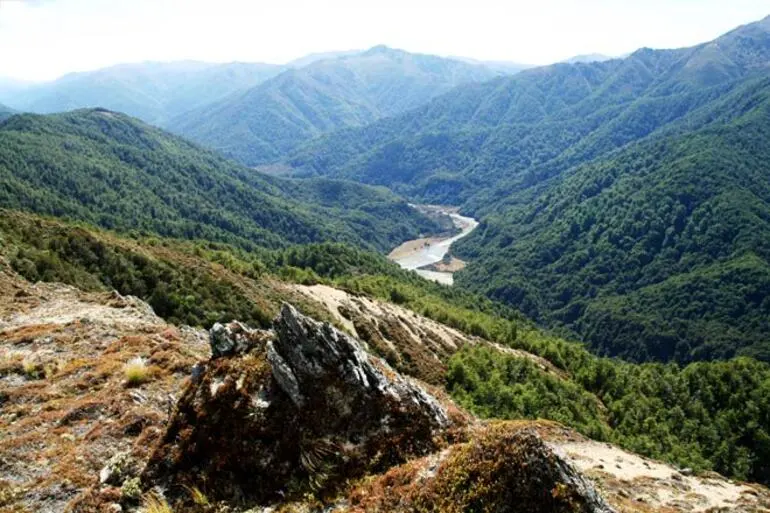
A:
120,477,142,502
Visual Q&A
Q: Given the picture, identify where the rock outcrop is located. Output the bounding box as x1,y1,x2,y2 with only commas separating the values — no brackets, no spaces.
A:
143,304,462,506
209,320,264,358
269,303,450,426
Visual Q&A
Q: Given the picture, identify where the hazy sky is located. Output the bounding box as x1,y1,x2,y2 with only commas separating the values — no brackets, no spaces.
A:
1,0,768,81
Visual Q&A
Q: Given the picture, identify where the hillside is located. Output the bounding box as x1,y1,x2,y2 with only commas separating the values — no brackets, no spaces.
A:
286,15,770,363
0,61,283,125
167,46,502,166
0,109,439,252
456,92,770,362
1,211,770,512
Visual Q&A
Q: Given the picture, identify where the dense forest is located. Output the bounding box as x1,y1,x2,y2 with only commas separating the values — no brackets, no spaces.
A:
456,81,770,362
0,109,439,253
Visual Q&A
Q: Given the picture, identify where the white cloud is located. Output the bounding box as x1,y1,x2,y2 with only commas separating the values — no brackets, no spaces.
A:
0,0,767,80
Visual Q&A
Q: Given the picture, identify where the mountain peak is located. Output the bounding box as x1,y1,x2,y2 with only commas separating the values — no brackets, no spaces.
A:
362,44,406,57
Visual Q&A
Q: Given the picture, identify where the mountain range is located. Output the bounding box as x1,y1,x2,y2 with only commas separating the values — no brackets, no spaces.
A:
1,16,769,366
167,46,506,165
3,15,770,508
0,48,525,167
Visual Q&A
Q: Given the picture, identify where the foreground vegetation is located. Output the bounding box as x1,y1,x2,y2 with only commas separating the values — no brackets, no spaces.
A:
3,211,766,485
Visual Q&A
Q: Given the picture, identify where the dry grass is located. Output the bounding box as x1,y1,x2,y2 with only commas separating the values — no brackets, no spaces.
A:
0,279,208,512
186,485,210,506
124,357,150,386
142,493,173,513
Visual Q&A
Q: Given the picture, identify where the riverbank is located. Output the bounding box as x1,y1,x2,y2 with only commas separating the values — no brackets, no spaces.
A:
388,205,478,285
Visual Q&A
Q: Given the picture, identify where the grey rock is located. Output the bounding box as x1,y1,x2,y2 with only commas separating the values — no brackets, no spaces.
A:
547,442,616,512
271,303,449,428
210,321,264,358
99,451,137,486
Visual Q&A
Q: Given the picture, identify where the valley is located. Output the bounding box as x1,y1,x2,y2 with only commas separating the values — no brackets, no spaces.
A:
388,205,479,285
1,8,770,512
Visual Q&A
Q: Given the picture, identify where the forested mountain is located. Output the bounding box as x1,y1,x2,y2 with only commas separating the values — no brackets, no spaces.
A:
457,84,770,362
167,46,502,166
0,61,283,125
0,109,439,252
285,15,770,363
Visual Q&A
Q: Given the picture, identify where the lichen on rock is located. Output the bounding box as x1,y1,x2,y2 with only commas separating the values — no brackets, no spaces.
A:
209,320,266,358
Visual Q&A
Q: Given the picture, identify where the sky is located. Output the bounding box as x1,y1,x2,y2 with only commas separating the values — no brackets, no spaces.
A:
0,0,768,81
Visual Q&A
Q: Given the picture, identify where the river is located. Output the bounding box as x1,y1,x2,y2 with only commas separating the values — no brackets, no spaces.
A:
388,206,479,285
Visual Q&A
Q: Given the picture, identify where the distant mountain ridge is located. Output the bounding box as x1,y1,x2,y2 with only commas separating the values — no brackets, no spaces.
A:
0,61,284,125
562,53,615,63
286,49,363,68
166,46,505,166
289,15,770,197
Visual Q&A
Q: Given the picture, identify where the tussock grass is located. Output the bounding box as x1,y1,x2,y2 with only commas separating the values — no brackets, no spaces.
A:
186,485,209,506
142,493,172,513
123,357,149,386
